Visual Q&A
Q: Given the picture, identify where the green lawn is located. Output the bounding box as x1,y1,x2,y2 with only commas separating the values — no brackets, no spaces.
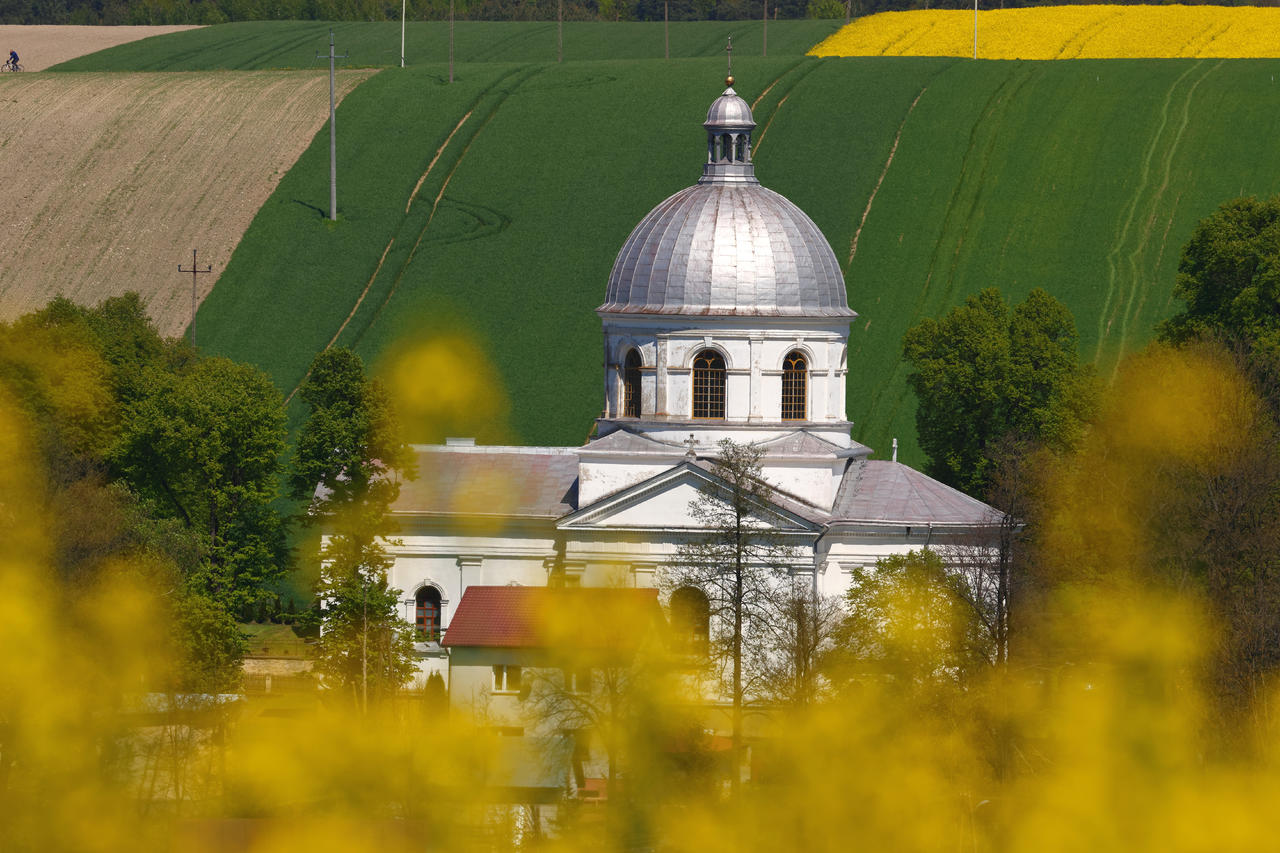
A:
49,19,843,71
78,39,1280,468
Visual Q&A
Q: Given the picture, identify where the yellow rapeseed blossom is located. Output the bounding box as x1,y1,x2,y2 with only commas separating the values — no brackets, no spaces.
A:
810,5,1280,59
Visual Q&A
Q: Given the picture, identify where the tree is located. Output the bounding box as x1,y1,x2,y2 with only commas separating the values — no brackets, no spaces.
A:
660,439,807,794
0,297,248,693
114,356,290,614
831,549,993,689
902,287,1098,498
1159,195,1280,416
292,348,416,711
751,577,842,708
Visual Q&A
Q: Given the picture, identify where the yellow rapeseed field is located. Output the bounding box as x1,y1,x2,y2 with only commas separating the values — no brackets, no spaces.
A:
810,4,1280,59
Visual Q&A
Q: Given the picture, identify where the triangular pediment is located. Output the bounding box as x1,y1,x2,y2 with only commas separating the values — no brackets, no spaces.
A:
558,462,825,533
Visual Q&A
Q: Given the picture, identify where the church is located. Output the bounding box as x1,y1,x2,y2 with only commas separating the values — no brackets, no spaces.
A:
385,75,1000,686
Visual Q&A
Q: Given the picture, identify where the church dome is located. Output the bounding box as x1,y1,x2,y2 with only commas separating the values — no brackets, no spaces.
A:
705,86,754,129
599,83,854,319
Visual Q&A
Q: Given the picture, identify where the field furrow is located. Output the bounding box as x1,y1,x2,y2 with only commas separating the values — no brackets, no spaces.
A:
0,70,372,336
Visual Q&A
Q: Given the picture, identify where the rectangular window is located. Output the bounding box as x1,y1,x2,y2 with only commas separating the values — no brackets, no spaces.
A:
566,668,592,694
493,665,522,693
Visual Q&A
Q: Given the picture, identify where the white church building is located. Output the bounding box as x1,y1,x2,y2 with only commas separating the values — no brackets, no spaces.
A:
387,77,1000,683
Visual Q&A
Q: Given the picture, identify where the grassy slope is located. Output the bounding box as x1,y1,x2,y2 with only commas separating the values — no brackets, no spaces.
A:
49,20,841,71
200,55,1280,467
61,23,1280,468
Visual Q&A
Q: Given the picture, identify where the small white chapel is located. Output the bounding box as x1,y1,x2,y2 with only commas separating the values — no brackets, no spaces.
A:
388,75,1000,683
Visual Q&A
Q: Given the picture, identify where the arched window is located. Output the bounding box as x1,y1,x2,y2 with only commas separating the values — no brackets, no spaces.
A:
416,586,442,640
720,133,732,162
623,349,642,418
782,351,808,421
692,350,726,419
671,587,710,656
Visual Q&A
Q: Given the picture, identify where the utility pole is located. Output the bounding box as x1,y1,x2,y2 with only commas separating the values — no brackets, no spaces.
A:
449,0,455,83
400,0,406,67
557,0,563,63
316,31,348,222
763,0,767,57
664,0,669,59
178,249,212,346
973,0,978,59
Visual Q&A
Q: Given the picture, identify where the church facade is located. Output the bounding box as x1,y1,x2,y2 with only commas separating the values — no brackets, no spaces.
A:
386,78,1000,684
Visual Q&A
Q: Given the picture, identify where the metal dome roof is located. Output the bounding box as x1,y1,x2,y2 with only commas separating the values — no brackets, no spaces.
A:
598,84,854,320
600,182,853,318
705,86,754,129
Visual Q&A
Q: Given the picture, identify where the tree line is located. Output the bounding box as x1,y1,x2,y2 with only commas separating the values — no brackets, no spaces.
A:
0,295,411,699
0,0,1257,28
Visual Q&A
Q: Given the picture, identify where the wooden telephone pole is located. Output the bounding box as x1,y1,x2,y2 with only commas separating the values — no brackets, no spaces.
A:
178,249,212,346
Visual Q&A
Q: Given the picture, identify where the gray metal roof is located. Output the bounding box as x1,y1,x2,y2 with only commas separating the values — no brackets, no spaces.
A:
394,446,579,518
600,183,854,318
705,86,754,129
831,460,999,526
598,83,854,320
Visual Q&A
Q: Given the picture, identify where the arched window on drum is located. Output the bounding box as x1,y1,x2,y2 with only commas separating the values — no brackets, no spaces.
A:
416,587,442,641
781,351,807,421
622,349,642,418
670,587,710,656
692,350,726,419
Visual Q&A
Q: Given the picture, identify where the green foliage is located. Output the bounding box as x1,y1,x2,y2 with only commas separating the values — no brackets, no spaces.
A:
295,348,417,708
805,0,843,17
832,549,991,687
114,357,290,610
0,296,262,692
173,588,249,693
291,347,414,507
1159,196,1280,406
903,287,1097,497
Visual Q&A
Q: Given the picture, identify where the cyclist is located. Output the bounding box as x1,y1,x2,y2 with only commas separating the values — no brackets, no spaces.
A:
6,50,17,70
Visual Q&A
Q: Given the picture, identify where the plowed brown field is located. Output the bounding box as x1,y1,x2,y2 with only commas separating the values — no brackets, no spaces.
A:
0,25,202,71
0,70,373,335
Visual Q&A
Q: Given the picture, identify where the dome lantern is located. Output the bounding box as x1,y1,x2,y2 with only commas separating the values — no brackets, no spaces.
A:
702,85,758,186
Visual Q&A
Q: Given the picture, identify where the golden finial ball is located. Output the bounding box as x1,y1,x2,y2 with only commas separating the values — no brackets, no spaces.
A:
726,75,735,86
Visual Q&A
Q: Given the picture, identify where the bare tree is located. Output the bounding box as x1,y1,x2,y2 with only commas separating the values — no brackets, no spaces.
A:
660,439,807,795
752,577,843,707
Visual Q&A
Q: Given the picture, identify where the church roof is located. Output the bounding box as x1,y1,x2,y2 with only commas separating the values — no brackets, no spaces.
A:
599,183,854,319
394,445,579,519
753,430,870,459
598,80,854,321
442,586,662,649
579,428,687,456
830,459,999,526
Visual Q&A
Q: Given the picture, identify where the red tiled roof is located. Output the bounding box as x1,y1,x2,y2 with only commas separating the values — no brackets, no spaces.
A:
442,586,663,650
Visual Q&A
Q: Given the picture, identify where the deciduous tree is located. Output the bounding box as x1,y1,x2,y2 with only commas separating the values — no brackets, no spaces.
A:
293,348,416,710
902,287,1098,498
660,439,810,793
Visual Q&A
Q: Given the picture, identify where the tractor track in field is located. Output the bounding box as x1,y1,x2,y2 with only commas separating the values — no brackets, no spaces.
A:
1097,59,1218,372
846,78,935,268
751,59,818,156
284,66,531,404
914,63,1037,318
351,65,544,349
859,63,1036,440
